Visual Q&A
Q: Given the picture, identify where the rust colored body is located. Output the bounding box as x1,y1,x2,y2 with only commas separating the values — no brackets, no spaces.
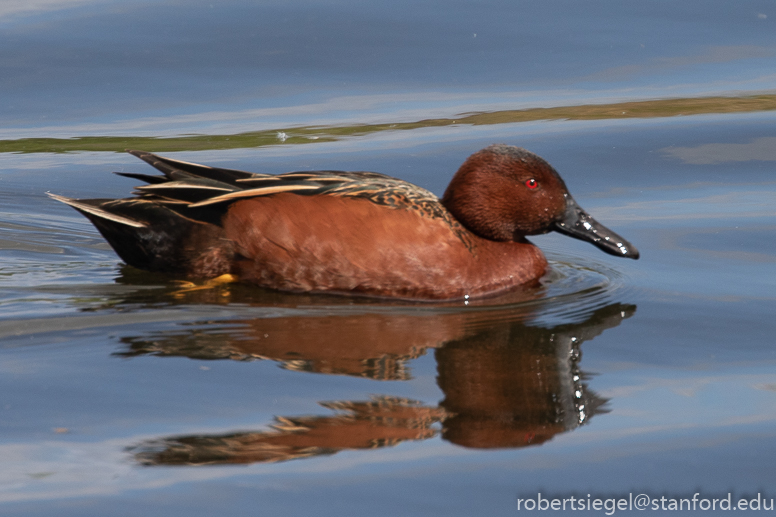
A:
225,194,546,299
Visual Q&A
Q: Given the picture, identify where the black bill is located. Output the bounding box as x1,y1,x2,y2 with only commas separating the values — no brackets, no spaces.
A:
552,194,639,259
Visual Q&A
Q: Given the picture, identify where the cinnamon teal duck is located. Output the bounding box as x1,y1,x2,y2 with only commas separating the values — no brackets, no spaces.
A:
50,145,638,300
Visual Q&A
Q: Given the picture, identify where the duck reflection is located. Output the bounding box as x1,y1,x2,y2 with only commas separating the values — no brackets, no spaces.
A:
127,302,634,465
134,396,446,465
436,312,615,449
119,312,464,380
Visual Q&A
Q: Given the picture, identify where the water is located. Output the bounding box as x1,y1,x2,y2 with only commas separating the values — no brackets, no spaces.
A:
2,1,776,515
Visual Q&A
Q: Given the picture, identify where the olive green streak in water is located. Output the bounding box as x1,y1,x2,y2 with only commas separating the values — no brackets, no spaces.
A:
3,94,776,154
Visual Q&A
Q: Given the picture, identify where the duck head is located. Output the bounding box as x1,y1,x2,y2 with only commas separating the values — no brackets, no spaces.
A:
441,145,639,259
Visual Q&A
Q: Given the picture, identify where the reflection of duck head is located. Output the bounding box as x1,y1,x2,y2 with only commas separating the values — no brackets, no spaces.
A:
437,303,634,449
127,302,634,465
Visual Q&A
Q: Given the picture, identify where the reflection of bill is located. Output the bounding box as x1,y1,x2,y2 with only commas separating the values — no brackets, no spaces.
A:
436,306,623,449
128,303,635,465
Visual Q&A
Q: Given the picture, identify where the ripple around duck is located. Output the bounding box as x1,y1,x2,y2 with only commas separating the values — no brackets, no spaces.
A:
530,251,633,327
0,213,635,335
168,248,635,332
417,249,634,332
0,255,636,352
124,250,629,315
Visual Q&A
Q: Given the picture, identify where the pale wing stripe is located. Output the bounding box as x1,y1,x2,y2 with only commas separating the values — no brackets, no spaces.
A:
134,197,189,205
235,177,286,183
236,175,344,183
136,182,234,192
235,176,284,183
47,193,148,228
189,185,320,207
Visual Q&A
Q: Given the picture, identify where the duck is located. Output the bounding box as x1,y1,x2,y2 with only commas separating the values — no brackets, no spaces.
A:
49,145,638,300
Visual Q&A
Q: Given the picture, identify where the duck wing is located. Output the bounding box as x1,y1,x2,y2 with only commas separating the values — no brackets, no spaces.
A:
48,151,457,276
113,150,444,223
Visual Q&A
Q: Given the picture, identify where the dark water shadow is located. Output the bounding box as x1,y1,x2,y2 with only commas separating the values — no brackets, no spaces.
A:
126,302,635,465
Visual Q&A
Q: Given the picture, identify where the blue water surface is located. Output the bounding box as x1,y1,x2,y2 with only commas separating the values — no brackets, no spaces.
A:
2,1,776,516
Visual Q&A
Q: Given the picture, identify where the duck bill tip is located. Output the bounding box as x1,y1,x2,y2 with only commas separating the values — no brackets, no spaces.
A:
553,196,639,260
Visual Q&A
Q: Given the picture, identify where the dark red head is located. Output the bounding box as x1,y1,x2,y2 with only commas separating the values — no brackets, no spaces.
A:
441,145,639,259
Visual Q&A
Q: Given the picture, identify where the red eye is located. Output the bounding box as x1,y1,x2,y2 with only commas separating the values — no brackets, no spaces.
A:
525,179,538,189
